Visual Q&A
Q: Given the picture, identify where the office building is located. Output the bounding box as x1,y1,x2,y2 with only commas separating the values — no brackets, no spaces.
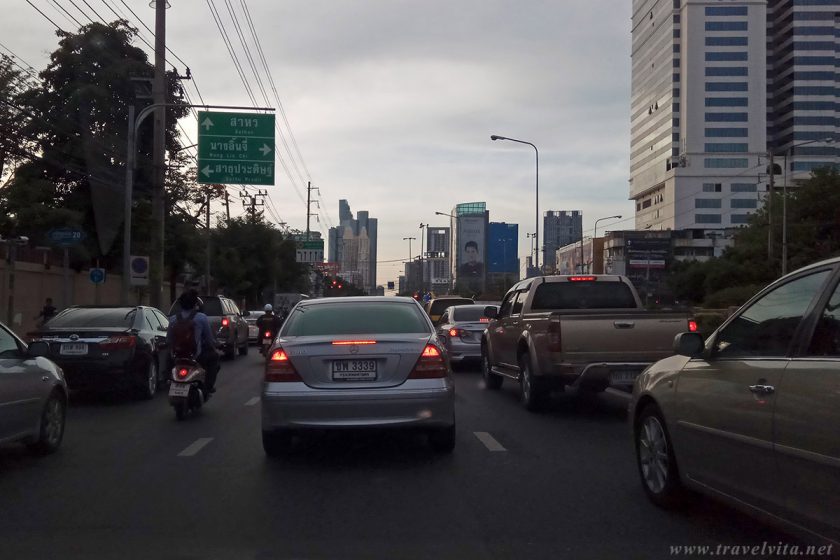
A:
543,211,582,272
327,199,378,294
424,227,451,293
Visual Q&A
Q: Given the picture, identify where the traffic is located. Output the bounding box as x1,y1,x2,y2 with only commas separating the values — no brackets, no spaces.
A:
1,266,838,552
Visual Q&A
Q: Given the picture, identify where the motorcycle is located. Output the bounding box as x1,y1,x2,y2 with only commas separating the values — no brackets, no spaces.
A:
261,330,274,357
168,359,211,421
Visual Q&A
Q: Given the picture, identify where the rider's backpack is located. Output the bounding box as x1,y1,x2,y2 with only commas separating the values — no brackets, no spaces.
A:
172,310,198,358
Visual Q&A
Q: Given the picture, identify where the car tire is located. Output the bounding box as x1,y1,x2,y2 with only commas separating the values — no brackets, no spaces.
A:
519,352,547,412
482,349,503,390
138,360,158,400
238,338,248,356
27,392,66,455
262,430,294,457
635,404,686,508
429,422,456,454
224,342,236,360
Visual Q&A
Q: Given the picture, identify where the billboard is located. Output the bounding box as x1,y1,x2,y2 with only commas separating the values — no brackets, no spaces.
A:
625,235,670,269
456,215,486,292
487,222,518,273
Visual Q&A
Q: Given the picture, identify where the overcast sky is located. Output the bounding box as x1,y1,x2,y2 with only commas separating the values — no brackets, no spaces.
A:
4,0,633,286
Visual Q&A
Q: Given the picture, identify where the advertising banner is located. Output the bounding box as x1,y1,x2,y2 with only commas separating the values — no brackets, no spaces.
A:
456,215,486,292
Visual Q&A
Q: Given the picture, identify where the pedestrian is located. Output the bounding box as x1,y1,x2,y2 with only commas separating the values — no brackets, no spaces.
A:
35,297,57,326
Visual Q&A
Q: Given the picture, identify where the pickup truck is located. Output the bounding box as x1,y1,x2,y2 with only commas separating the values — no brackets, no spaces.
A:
481,274,696,410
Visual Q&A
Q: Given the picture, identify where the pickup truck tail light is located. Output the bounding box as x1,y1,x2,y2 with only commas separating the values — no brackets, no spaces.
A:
548,317,562,352
408,344,448,379
265,348,303,382
688,320,698,332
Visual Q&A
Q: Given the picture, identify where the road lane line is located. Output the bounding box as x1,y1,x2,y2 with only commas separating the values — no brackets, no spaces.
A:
474,431,506,452
244,397,260,406
177,438,214,457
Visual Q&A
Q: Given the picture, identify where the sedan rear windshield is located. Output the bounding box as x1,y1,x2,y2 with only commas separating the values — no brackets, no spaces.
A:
452,306,489,322
430,299,473,315
531,281,637,310
283,303,430,336
170,297,224,317
48,308,137,329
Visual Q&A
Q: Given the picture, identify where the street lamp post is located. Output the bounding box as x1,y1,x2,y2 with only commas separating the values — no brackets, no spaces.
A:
593,215,621,274
780,137,835,275
403,236,416,292
419,223,427,293
491,135,539,271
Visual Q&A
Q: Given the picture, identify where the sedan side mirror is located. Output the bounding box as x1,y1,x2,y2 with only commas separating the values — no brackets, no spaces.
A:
28,341,50,358
484,306,498,320
673,332,704,358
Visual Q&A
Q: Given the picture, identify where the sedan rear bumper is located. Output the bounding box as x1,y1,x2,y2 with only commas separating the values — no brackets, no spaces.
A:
261,379,455,430
446,339,482,362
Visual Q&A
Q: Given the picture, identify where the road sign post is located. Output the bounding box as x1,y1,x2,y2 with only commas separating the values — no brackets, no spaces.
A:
47,228,86,309
197,111,275,185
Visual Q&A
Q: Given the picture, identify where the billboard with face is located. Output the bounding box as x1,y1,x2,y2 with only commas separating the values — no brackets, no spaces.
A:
457,215,486,291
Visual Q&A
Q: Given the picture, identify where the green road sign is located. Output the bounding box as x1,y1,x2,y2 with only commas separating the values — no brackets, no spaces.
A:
297,240,324,250
197,111,275,185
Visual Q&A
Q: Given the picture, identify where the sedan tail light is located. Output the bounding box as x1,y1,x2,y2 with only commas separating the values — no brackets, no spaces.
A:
408,344,448,379
688,320,698,333
100,336,137,350
221,318,230,327
265,348,302,382
448,328,462,338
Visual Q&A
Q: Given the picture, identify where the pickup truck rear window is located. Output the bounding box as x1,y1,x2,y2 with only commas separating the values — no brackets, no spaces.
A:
531,282,637,310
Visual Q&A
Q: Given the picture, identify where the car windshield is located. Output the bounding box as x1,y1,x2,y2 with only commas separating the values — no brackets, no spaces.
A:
531,282,637,310
170,298,224,317
47,308,136,329
430,299,474,315
452,306,489,322
283,302,430,336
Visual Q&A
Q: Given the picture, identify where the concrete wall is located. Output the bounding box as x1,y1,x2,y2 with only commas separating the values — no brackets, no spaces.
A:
0,260,180,337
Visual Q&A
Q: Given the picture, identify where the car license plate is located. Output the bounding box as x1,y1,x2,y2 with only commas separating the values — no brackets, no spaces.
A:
249,326,258,337
610,369,639,385
169,383,191,397
60,343,88,355
332,360,377,380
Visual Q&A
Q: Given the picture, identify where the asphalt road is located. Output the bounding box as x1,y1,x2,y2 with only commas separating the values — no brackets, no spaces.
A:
0,351,815,559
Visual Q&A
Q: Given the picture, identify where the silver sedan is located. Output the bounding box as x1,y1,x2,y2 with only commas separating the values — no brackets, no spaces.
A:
0,322,68,455
261,296,455,456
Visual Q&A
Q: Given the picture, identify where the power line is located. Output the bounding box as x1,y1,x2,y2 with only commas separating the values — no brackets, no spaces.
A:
65,0,95,24
205,0,257,105
80,0,105,22
48,0,84,28
24,0,66,32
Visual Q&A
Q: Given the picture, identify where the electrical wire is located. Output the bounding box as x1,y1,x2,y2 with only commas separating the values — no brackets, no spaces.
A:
25,0,66,32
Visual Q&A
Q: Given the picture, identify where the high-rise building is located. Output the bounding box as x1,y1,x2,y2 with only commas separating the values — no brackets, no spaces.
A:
543,211,582,272
327,199,378,294
425,227,451,293
630,0,839,232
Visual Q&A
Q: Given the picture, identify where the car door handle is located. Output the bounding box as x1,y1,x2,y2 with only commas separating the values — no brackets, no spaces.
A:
41,376,50,382
614,321,635,329
748,384,775,395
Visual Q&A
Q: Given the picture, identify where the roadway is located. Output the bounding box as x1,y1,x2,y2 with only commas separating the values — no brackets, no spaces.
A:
0,351,804,559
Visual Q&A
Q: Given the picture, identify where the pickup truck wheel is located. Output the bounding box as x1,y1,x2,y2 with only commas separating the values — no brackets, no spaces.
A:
519,353,547,412
635,404,686,508
482,352,503,390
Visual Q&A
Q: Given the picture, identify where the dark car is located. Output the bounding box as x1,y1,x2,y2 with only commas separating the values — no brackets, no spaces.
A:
169,295,248,359
423,297,475,325
0,321,68,454
29,306,171,399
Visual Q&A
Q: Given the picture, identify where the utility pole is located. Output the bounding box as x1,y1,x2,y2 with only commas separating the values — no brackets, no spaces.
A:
149,0,167,310
306,182,319,240
240,189,266,221
419,223,427,293
224,189,231,222
767,151,774,263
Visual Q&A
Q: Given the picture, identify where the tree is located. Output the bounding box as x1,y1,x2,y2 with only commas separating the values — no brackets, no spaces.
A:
0,54,34,187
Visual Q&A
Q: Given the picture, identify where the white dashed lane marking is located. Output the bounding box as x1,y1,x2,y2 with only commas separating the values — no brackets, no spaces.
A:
177,438,214,457
244,397,260,406
474,431,506,452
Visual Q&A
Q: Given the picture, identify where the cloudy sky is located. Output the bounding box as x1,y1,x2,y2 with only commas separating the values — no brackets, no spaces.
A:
4,0,633,286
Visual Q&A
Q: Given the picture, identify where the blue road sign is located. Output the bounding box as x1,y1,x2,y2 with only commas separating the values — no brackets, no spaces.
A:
89,268,106,284
48,227,86,247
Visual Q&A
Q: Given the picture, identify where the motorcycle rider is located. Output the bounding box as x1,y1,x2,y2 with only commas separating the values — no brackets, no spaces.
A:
167,290,220,393
256,304,283,349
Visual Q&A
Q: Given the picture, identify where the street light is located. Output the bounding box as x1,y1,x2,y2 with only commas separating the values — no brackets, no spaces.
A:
781,137,835,275
526,232,536,269
491,135,539,271
593,215,622,274
419,223,427,293
402,237,416,291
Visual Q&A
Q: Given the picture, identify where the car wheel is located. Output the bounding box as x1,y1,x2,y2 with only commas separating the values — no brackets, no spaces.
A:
238,338,248,356
138,360,158,400
482,349,503,390
224,341,236,360
636,404,686,508
429,422,456,454
27,392,66,455
519,353,547,412
262,430,294,457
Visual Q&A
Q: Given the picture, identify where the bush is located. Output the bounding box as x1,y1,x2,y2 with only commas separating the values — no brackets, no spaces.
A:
703,284,764,309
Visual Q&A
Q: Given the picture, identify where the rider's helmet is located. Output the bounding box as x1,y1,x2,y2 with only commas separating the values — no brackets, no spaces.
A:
264,304,273,312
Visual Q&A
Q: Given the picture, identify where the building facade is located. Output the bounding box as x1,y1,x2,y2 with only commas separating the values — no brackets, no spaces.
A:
327,199,378,294
631,0,840,232
543,211,582,272
425,227,451,293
